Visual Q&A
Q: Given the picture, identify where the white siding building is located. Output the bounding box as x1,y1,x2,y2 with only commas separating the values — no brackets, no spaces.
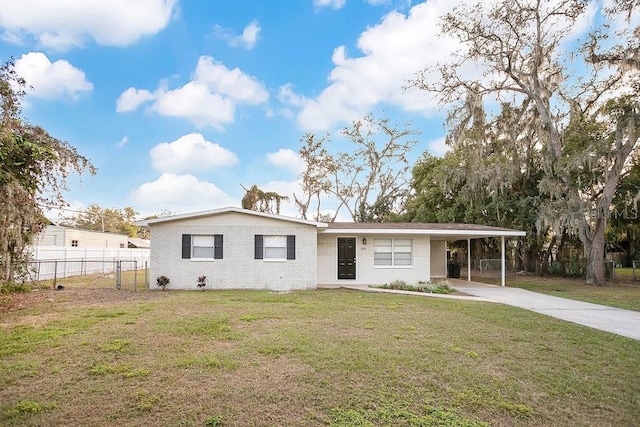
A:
36,226,129,249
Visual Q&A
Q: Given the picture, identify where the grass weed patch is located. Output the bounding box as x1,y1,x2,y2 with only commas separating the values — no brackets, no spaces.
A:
1,399,57,423
89,363,150,378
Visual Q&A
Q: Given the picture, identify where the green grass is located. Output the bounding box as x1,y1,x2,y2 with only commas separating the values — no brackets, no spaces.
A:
1,287,639,426
477,275,640,311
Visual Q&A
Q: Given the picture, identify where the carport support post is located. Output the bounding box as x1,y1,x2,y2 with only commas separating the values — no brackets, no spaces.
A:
467,239,471,282
501,236,506,287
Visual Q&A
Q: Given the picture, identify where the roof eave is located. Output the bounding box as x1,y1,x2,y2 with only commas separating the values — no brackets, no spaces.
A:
137,206,328,228
319,228,526,237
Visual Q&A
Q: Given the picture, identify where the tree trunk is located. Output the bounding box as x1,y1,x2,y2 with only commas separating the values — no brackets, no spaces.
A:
581,218,607,285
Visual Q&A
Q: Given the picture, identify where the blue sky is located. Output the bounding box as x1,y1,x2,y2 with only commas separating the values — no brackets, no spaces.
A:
0,0,626,220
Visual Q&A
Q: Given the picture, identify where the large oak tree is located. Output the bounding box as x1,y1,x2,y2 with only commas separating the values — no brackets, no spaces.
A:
411,0,639,284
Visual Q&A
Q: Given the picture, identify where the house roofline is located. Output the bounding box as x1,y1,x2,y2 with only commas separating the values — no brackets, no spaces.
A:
136,206,328,228
318,228,526,238
136,207,525,238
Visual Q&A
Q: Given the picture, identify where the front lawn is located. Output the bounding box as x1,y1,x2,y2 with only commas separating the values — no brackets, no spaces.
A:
1,286,639,426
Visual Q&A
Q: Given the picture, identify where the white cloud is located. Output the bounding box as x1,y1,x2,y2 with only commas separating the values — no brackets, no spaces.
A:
116,88,155,112
314,0,346,10
213,20,261,50
117,136,129,148
0,30,23,45
277,83,308,107
14,52,93,100
427,137,449,157
366,0,390,5
116,55,269,129
0,0,177,51
150,133,238,173
266,149,305,174
131,173,237,213
286,1,477,131
194,56,269,104
151,82,236,129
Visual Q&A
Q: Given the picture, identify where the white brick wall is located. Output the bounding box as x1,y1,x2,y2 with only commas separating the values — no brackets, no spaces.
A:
150,214,318,291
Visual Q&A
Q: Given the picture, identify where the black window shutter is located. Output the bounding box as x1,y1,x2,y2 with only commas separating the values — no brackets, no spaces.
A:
287,235,296,260
181,234,191,259
214,234,223,259
254,235,263,259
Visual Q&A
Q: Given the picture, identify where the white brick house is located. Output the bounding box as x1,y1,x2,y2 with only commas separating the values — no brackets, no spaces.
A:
144,208,325,291
142,207,525,291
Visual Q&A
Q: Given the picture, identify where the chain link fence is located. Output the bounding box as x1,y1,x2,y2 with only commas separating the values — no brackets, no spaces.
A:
27,258,150,290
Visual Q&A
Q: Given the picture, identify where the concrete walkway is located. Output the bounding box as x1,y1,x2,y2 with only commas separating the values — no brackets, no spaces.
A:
321,281,640,340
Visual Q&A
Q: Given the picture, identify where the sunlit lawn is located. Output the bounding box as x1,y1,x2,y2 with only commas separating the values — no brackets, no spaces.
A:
1,277,639,426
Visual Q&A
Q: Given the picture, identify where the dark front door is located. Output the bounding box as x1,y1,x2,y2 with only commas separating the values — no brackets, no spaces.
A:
337,238,356,279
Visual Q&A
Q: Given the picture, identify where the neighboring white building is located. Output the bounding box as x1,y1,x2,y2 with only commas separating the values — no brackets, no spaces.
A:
36,225,129,249
140,207,526,291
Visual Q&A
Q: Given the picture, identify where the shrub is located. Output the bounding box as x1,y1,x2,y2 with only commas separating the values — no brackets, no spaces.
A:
377,280,454,294
197,275,207,290
385,280,409,290
415,280,453,294
1,282,30,294
156,275,170,290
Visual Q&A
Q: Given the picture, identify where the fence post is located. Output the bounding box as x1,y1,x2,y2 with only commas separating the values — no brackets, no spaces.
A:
134,260,138,292
116,261,121,290
145,261,148,290
53,261,58,290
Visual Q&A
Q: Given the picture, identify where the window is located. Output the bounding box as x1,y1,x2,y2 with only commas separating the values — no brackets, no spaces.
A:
264,236,287,259
181,234,223,260
374,239,412,266
71,240,78,247
255,235,295,260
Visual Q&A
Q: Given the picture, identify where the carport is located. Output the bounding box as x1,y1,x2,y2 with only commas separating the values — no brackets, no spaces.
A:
423,225,526,286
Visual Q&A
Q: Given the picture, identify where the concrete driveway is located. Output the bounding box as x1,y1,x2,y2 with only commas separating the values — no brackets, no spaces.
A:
451,280,640,340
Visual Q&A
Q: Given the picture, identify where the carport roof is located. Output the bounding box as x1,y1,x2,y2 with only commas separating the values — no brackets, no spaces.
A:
320,222,526,239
